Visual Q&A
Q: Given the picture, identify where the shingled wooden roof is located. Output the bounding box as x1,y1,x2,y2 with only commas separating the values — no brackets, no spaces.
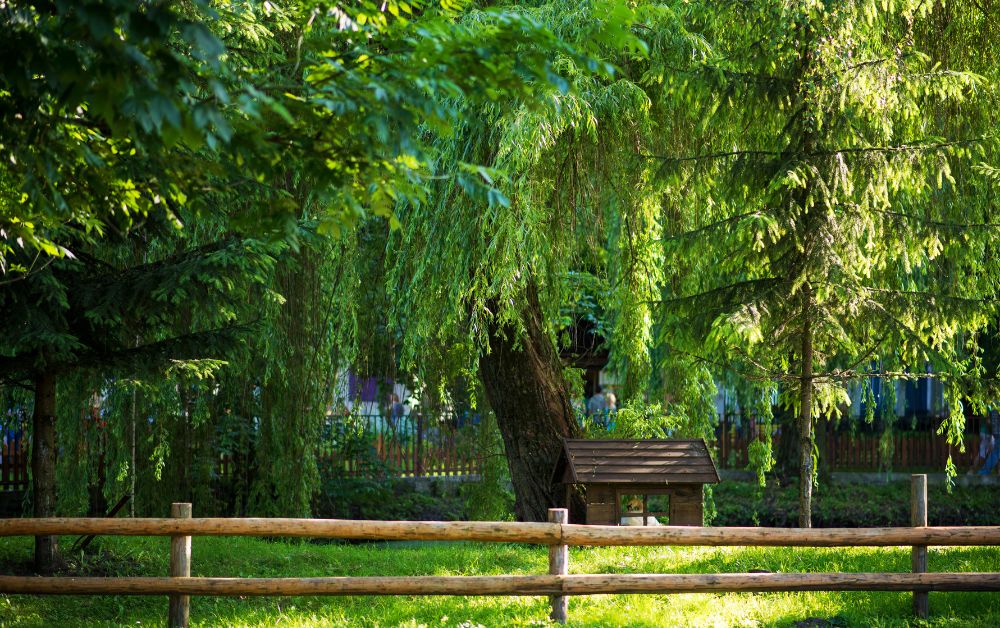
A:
554,439,720,485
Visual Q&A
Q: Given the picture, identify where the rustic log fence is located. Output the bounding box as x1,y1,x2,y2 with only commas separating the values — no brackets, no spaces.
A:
1,476,998,626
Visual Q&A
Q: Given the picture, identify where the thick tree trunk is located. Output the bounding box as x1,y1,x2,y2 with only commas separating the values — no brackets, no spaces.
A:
798,287,815,529
479,282,582,522
31,370,58,573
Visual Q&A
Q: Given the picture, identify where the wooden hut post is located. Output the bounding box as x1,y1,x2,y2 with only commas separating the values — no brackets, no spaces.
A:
169,502,192,628
548,508,568,623
911,474,928,619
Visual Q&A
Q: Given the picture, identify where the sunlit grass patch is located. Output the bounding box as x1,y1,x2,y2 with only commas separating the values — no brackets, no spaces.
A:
0,536,997,626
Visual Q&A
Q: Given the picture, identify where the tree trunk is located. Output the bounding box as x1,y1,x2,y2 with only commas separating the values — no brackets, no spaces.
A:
31,370,58,573
479,282,583,522
798,287,815,528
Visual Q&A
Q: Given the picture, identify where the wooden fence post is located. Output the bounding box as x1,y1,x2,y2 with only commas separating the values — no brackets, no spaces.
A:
548,508,568,624
415,414,424,477
911,474,928,619
169,502,192,628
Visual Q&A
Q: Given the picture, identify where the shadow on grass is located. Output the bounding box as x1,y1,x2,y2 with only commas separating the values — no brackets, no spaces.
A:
0,538,997,626
568,545,1000,627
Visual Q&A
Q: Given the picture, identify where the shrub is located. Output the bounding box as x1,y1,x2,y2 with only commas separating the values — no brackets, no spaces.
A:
713,480,1000,527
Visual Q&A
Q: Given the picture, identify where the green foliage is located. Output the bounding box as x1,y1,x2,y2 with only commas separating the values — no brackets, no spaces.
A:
246,231,336,518
878,422,895,474
326,1,657,393
599,400,673,439
747,439,777,488
6,0,999,526
462,412,515,521
653,0,1000,505
2,0,598,267
235,0,625,239
0,0,238,265
316,477,465,522
0,218,279,518
2,0,626,520
715,480,1000,528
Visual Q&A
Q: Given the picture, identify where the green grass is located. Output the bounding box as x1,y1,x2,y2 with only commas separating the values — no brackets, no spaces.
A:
0,536,998,627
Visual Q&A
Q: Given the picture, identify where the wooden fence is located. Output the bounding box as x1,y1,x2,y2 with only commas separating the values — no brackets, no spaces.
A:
0,434,28,492
317,416,981,479
317,414,481,478
1,475,998,626
0,412,986,495
718,425,977,471
220,414,483,482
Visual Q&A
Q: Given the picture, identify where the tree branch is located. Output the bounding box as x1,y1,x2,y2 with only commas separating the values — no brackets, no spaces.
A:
661,210,766,242
646,136,989,165
652,277,783,306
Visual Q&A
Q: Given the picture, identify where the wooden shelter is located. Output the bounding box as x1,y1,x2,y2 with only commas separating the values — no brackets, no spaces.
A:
553,439,720,526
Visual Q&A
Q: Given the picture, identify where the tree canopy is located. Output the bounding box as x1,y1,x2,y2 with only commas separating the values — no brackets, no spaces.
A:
0,0,624,568
2,0,999,549
653,0,999,525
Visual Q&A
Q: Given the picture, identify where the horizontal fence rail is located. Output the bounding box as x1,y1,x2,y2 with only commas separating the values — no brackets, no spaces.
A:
1,573,999,596
0,518,559,544
1,475,997,626
2,518,1000,547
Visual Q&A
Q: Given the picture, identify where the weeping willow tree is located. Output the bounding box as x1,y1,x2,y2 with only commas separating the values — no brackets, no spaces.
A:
654,0,999,526
321,3,725,522
0,0,638,532
209,1,624,515
247,226,338,517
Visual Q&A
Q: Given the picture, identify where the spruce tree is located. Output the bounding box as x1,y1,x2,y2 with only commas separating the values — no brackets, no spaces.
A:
0,221,274,571
655,0,998,526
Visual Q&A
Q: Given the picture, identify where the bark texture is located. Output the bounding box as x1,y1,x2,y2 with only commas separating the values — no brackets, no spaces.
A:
479,283,583,522
798,286,815,529
31,370,58,573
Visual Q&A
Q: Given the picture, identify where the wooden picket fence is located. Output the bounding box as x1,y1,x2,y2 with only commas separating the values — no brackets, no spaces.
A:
1,476,998,626
718,426,976,471
0,410,29,492
0,415,984,495
0,436,28,492
319,415,481,478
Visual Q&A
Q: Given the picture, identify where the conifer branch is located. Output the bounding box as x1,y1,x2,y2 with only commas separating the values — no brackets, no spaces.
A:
865,208,1000,230
649,148,782,163
820,281,1000,305
661,210,766,241
651,277,782,305
0,376,33,392
660,342,789,383
646,136,989,164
